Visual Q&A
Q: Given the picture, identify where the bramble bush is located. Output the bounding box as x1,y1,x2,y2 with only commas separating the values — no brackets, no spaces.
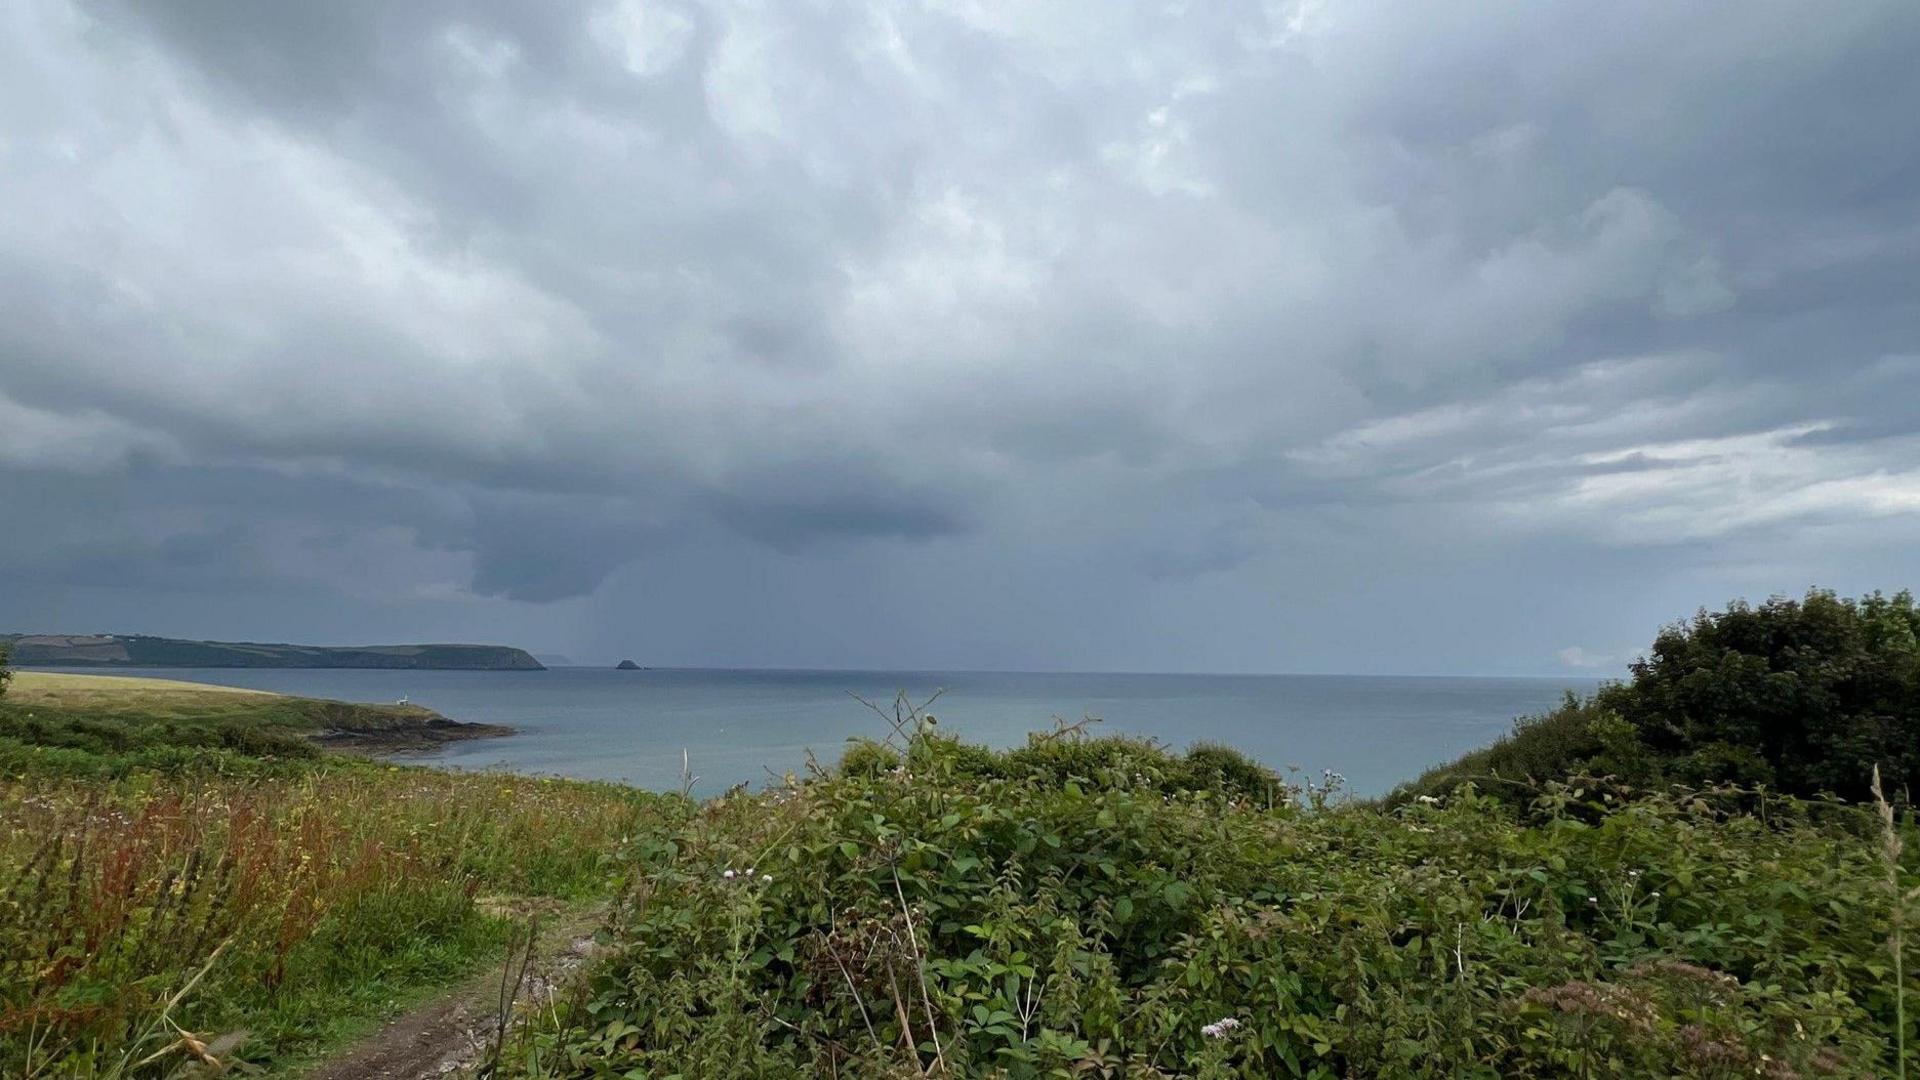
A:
508,717,1915,1078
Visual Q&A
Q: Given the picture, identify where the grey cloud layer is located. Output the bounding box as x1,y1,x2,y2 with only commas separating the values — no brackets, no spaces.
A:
2,0,1917,670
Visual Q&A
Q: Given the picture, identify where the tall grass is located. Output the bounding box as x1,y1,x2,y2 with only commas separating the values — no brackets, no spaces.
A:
0,762,677,1076
1878,765,1912,1080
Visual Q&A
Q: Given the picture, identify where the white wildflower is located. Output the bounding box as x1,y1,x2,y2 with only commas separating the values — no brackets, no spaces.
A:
1201,1017,1241,1039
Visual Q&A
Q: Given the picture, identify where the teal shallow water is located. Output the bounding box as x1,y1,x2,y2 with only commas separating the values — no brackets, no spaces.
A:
41,667,1600,798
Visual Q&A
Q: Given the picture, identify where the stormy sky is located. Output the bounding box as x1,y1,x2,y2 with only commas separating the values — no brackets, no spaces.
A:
2,0,1917,674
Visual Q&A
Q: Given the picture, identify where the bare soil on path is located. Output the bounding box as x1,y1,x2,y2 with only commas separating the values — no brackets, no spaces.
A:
303,905,607,1080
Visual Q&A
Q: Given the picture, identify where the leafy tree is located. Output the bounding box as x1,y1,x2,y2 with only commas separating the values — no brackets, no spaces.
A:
1399,588,1920,804
0,641,10,699
1597,588,1920,799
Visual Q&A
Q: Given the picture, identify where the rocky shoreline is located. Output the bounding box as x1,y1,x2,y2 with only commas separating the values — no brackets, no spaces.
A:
311,712,516,754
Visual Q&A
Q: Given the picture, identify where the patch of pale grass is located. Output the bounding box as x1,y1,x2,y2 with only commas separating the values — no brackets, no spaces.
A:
9,671,277,718
13,671,273,697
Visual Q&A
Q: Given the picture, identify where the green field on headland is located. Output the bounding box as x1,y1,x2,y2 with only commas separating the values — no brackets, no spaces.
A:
3,633,545,671
2,591,1918,1077
1,670,511,772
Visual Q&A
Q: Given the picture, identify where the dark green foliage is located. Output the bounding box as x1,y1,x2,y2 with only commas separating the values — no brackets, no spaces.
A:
0,738,318,779
900,728,1286,805
1599,589,1920,800
1402,589,1920,804
1177,741,1279,802
516,728,1911,1077
1392,694,1652,806
0,706,317,758
0,680,492,779
0,641,10,698
837,737,902,778
0,701,327,776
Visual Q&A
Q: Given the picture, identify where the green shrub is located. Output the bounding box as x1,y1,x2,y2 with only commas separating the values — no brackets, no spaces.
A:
513,728,1910,1077
999,731,1177,789
837,737,901,778
1391,693,1652,806
0,641,10,699
217,722,322,759
1598,588,1920,800
1404,589,1920,804
983,731,1285,804
1177,741,1283,803
0,704,319,763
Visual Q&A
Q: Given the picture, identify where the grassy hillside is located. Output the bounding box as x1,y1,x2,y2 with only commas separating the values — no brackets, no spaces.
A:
0,671,508,774
4,633,545,670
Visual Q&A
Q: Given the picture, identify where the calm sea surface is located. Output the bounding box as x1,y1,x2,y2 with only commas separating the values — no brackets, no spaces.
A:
47,667,1601,798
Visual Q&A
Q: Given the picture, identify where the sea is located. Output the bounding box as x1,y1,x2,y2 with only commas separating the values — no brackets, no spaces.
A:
42,666,1605,798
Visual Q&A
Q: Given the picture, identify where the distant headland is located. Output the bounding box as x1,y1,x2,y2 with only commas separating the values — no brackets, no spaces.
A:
2,633,545,671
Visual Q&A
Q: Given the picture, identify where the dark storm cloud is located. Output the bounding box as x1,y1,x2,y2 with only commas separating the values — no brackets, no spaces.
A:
465,504,656,604
707,487,966,553
4,0,1919,671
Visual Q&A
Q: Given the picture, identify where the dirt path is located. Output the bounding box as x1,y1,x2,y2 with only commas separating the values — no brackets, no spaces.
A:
304,906,608,1080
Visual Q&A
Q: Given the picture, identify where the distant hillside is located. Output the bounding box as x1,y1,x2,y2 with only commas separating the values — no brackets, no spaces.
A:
3,634,545,671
